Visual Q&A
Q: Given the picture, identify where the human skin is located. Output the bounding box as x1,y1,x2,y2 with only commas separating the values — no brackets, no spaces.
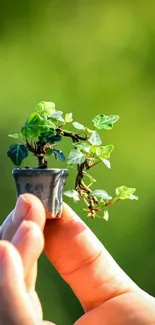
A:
0,194,155,324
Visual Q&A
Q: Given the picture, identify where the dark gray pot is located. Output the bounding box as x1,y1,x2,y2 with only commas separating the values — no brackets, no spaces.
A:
12,168,69,218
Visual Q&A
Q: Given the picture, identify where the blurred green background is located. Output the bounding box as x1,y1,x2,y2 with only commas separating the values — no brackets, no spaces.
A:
0,0,155,324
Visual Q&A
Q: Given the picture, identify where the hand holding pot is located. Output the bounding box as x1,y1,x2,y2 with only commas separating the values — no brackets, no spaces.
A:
0,194,155,325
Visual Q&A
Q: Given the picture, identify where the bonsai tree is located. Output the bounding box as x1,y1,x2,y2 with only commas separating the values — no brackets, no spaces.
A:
7,101,138,220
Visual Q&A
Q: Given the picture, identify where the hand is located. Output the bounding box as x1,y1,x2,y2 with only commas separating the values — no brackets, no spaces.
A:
0,195,155,325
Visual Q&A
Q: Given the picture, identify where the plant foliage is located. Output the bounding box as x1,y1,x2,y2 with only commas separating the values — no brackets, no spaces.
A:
7,101,138,219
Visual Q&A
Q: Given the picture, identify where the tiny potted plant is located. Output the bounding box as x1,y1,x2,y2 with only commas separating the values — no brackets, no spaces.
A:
7,101,138,220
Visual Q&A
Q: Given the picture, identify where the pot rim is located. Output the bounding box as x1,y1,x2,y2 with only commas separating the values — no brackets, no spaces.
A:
12,167,69,175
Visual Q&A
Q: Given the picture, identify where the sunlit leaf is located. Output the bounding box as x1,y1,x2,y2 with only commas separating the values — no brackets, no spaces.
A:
73,142,90,153
63,190,80,202
53,149,66,161
8,133,25,142
116,186,138,200
89,145,98,154
101,159,111,169
35,101,56,116
72,122,85,130
50,110,64,122
21,113,55,138
67,150,86,165
88,131,102,146
92,114,119,130
7,144,28,166
103,210,109,221
89,189,112,200
65,113,73,123
96,145,114,159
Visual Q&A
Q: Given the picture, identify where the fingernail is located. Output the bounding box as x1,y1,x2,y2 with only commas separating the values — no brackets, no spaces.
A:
12,195,31,223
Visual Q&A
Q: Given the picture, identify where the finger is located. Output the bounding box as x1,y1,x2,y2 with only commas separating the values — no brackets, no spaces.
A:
12,220,44,290
0,209,14,239
44,203,139,311
42,320,55,325
0,241,37,325
2,193,46,241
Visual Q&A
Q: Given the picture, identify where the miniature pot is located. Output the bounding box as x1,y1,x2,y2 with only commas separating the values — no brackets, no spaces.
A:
12,168,69,219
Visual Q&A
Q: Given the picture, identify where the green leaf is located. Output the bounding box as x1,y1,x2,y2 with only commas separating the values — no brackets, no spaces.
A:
102,159,111,169
65,113,73,123
83,171,96,183
96,145,114,159
73,142,90,153
7,144,28,166
53,149,66,161
72,122,85,130
88,131,102,146
21,113,55,138
38,132,62,144
89,189,112,200
8,133,25,142
116,186,138,200
35,101,56,116
92,114,119,130
63,190,80,202
67,150,86,165
103,210,109,221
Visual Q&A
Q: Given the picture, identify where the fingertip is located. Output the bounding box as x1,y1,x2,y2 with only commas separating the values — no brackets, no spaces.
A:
61,202,83,223
21,193,45,214
14,193,46,230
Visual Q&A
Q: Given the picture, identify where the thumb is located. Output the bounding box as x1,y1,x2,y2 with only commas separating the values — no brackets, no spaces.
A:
0,241,36,325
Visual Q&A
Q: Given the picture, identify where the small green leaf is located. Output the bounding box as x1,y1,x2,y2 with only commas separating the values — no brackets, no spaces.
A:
21,113,55,138
72,122,85,130
96,145,114,159
103,210,109,221
73,142,90,153
35,101,56,116
65,113,73,123
116,186,138,200
67,150,86,165
45,148,52,155
102,159,111,169
8,133,25,142
86,128,93,134
92,114,119,130
89,189,112,200
53,149,66,161
63,190,80,202
83,171,96,183
89,145,98,154
7,144,28,166
97,200,105,208
88,131,102,146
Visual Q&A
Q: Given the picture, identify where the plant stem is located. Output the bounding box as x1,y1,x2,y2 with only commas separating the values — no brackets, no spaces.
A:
105,197,120,206
81,180,91,193
56,127,88,142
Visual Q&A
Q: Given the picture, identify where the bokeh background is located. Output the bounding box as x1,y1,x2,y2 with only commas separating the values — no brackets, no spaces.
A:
0,0,155,324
